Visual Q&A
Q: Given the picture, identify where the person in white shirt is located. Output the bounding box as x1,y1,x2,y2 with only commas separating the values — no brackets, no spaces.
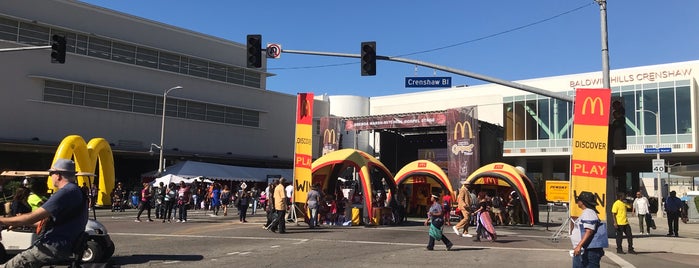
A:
632,191,651,235
285,181,294,221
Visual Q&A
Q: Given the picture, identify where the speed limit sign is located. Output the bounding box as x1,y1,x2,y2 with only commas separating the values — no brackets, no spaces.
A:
266,43,281,59
652,159,665,172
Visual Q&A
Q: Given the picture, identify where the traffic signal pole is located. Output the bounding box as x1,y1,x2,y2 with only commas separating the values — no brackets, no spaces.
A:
281,48,575,103
0,46,51,52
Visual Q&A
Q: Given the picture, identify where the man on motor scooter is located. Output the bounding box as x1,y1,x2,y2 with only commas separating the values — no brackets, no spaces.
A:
0,158,88,268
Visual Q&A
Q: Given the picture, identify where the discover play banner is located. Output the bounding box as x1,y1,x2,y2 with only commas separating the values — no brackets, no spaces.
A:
570,88,611,220
294,92,314,203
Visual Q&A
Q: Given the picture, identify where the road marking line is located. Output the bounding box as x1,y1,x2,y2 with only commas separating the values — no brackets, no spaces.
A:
605,252,636,268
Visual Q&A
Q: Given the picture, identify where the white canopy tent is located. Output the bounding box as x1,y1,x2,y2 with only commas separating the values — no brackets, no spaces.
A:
143,161,292,183
151,174,189,187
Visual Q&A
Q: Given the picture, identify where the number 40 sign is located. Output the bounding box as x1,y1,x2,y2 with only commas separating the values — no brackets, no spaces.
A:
652,159,665,173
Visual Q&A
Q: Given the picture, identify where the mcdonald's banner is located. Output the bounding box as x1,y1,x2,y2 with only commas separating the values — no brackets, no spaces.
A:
446,106,480,190
570,88,611,220
52,135,116,206
345,112,446,131
294,92,314,203
320,116,342,155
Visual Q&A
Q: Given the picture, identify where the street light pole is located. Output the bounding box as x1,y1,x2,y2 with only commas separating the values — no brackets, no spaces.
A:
158,86,183,175
637,109,662,218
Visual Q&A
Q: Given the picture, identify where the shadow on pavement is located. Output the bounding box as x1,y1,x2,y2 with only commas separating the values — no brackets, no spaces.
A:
111,254,203,265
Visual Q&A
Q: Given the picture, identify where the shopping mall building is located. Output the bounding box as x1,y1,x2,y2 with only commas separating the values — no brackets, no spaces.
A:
1,0,697,199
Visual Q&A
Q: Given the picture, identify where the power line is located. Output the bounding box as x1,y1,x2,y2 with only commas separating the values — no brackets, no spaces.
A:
268,2,593,71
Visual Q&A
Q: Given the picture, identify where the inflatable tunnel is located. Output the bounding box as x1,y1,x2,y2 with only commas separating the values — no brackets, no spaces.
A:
465,162,539,226
393,160,455,200
311,149,394,222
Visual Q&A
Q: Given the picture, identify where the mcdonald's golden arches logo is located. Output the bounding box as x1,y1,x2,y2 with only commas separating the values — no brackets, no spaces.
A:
453,121,474,140
581,97,604,116
323,129,336,144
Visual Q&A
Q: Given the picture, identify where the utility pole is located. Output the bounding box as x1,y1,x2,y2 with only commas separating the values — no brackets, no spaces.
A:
596,0,616,237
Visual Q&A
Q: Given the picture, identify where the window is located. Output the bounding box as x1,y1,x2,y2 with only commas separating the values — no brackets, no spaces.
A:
676,86,691,134
658,87,676,135
206,104,225,123
18,22,48,45
0,17,17,41
109,90,133,112
84,86,109,108
186,102,206,120
133,94,156,114
0,15,263,89
43,81,73,104
135,47,158,68
87,37,111,60
112,42,136,64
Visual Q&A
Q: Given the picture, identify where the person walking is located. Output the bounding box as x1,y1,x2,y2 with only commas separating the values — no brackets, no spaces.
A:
611,192,635,254
472,192,497,242
632,191,651,235
220,185,232,216
211,183,222,216
0,159,88,267
135,182,154,222
664,190,683,237
452,183,473,237
264,180,279,230
305,183,321,228
425,194,453,251
236,191,251,222
273,177,288,233
571,191,608,268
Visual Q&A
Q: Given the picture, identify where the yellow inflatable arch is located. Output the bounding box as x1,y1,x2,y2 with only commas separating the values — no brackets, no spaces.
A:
50,135,115,206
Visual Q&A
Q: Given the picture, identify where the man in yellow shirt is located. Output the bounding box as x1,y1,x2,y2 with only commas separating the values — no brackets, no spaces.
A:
611,192,635,254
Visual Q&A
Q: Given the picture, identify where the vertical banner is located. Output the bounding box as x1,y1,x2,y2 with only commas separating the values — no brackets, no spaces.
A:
320,116,341,155
294,92,314,203
570,88,611,220
446,107,480,190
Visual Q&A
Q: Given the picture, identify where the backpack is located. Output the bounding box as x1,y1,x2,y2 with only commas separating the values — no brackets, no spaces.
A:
492,196,502,208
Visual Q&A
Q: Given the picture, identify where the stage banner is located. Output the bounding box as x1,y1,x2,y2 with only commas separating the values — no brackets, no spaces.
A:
320,116,342,155
294,92,314,203
345,112,446,131
570,88,611,220
446,107,479,190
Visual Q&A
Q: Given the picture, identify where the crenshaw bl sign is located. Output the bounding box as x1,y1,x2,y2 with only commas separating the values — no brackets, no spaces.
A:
405,77,452,88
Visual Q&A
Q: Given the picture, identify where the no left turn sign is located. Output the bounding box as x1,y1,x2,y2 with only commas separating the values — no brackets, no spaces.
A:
266,43,281,59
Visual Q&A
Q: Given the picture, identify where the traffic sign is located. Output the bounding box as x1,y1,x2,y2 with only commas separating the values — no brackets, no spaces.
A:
644,147,672,154
266,43,282,59
405,77,452,88
652,159,665,173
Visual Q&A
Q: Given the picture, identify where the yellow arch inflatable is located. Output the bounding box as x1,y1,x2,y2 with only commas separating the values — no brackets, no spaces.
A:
393,160,455,200
50,135,115,206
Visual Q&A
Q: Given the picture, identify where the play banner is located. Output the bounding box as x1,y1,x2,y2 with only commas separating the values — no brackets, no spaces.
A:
570,88,610,220
294,92,314,203
320,116,342,155
446,106,479,190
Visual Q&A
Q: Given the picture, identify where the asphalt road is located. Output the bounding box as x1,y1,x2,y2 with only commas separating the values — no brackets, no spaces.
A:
82,208,696,268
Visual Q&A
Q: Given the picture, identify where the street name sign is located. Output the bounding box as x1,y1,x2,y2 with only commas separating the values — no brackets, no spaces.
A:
405,77,451,88
644,147,672,154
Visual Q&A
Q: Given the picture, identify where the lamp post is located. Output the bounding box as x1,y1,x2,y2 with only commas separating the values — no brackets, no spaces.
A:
636,109,662,218
158,86,183,175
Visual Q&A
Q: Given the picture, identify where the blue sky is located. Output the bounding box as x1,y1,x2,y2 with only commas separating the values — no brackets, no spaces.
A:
80,0,699,97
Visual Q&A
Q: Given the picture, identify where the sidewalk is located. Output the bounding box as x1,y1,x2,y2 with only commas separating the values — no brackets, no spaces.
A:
618,213,698,256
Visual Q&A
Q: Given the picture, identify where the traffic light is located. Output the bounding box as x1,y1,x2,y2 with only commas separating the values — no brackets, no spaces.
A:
361,41,376,76
51,34,66,64
609,98,627,150
246,34,262,68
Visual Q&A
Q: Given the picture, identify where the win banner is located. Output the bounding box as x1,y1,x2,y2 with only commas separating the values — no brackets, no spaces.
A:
294,93,314,203
569,88,610,220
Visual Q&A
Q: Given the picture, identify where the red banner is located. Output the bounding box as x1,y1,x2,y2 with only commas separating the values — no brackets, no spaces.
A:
294,93,314,203
320,116,342,155
446,107,479,189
